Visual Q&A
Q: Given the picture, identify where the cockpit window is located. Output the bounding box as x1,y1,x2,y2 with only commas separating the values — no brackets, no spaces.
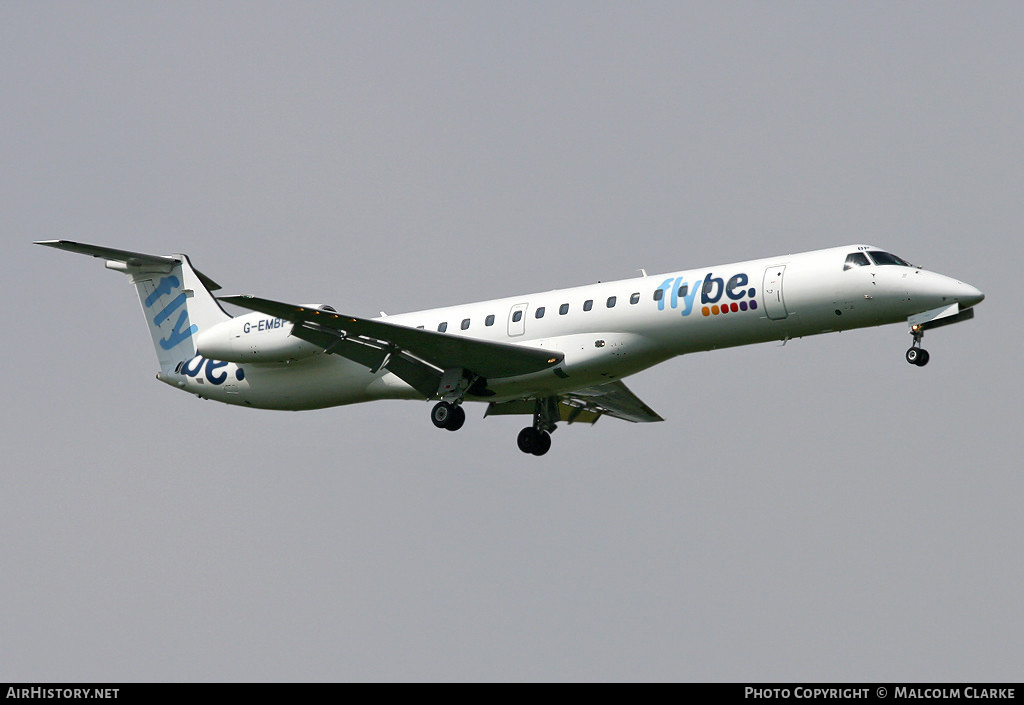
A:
867,251,912,267
844,252,871,270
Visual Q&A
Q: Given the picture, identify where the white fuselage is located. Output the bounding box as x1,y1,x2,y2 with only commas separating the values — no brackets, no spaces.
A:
161,245,983,411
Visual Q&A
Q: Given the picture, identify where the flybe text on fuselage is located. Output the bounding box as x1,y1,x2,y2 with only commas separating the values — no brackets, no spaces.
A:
656,271,758,317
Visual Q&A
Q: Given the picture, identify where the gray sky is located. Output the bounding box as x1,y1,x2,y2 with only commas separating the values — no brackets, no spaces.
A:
2,1,1021,681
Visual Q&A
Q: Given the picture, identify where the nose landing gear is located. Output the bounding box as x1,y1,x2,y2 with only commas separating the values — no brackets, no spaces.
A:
906,325,930,367
906,347,930,366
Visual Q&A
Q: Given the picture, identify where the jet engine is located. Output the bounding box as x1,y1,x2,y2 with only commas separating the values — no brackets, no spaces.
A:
195,305,335,362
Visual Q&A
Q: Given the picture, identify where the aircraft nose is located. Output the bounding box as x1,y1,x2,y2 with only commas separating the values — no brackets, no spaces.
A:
957,282,985,309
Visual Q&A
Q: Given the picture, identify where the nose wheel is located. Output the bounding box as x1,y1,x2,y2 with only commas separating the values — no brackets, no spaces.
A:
906,324,930,367
906,347,930,366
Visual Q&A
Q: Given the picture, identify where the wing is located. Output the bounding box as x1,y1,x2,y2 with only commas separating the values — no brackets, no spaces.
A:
485,379,664,425
566,380,664,423
220,295,564,396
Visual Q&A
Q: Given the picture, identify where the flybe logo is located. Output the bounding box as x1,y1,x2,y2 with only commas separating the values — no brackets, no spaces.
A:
144,275,197,349
182,355,244,386
656,272,758,317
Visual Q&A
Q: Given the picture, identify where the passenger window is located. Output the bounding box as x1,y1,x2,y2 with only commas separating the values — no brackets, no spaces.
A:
844,252,871,270
607,296,616,308
678,284,688,297
438,322,448,332
461,318,470,330
535,307,545,319
630,292,640,304
653,289,664,301
512,311,523,323
485,314,495,326
559,303,569,315
583,299,593,311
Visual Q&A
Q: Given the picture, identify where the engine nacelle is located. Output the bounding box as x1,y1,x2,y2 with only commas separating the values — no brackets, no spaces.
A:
195,308,328,363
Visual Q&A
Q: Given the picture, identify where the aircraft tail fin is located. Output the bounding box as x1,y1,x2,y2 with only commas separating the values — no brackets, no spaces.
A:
35,240,231,371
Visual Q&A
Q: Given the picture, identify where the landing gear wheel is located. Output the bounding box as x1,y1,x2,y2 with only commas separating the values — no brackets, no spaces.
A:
906,347,930,367
531,431,552,456
517,427,538,454
431,401,454,429
517,427,551,456
445,404,466,431
431,401,466,430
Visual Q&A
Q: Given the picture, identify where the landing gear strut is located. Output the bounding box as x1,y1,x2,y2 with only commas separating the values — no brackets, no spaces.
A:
906,325,930,367
517,398,558,456
430,368,475,431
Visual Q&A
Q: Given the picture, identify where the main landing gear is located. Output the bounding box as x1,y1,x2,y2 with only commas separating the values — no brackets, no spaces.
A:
427,366,557,456
517,427,552,456
430,368,472,431
516,398,559,457
431,401,466,431
906,324,930,367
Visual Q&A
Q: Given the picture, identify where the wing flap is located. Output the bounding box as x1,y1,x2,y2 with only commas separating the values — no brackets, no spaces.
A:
485,399,606,425
289,322,441,397
485,380,663,425
567,380,664,423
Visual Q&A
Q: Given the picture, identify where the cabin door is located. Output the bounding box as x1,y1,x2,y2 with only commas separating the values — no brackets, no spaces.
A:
762,266,789,320
507,303,528,336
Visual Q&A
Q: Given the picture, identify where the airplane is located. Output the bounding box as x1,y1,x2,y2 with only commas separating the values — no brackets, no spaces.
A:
37,240,984,456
